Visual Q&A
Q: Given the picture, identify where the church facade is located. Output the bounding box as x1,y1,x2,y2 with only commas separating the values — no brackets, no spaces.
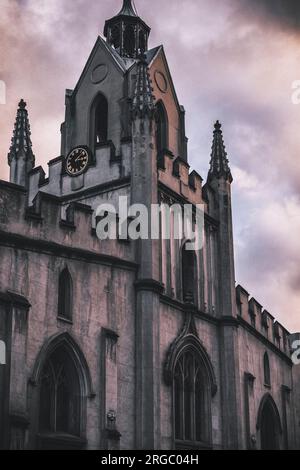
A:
0,0,299,450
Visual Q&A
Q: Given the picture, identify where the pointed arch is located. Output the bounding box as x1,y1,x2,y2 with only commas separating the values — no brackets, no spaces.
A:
30,332,94,398
164,319,216,448
263,352,271,387
138,30,146,54
257,393,282,450
89,92,109,152
111,24,121,53
58,267,72,321
124,24,135,57
155,100,169,160
29,333,94,449
165,330,217,397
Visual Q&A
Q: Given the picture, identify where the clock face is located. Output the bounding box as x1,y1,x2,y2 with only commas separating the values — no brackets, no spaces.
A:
66,147,90,176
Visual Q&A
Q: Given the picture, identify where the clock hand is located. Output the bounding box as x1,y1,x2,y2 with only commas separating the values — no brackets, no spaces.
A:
75,151,85,162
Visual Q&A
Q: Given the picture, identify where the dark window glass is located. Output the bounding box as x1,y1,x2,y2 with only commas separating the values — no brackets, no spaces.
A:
174,351,208,444
139,31,146,53
56,364,70,432
261,400,279,450
39,349,80,436
111,25,121,53
174,364,182,440
155,102,168,159
182,243,197,303
124,25,135,57
264,352,271,386
184,354,193,440
95,95,108,145
195,367,203,441
39,364,53,432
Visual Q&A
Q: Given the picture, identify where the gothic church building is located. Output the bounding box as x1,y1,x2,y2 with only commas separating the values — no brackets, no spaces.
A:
0,1,300,450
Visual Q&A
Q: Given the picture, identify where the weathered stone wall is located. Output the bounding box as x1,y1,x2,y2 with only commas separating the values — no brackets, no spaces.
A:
237,324,294,449
0,180,137,449
158,301,223,450
0,245,137,449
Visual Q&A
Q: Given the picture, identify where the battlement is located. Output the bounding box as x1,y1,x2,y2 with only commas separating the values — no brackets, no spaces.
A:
236,284,290,355
0,180,135,267
27,141,132,204
158,152,204,206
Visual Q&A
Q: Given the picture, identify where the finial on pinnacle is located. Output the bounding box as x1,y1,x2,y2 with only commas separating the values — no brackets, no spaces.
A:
214,120,222,131
18,99,27,109
208,119,232,183
8,98,35,183
119,0,138,16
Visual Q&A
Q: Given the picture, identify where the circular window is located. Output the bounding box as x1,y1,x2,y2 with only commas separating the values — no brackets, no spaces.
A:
91,64,109,85
154,71,168,93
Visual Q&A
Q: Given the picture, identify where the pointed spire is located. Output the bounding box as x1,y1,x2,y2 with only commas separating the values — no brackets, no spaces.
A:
132,55,155,119
118,0,138,16
208,121,232,183
8,99,35,168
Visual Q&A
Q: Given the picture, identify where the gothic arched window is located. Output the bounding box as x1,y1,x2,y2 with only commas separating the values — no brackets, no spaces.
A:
264,352,271,387
90,93,109,151
111,25,121,53
58,268,72,321
139,31,146,54
95,94,108,146
155,101,168,160
39,347,80,436
182,243,197,303
257,394,281,450
173,350,211,447
124,25,135,57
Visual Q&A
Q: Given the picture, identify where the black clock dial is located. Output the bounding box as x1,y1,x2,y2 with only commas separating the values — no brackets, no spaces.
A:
66,147,90,176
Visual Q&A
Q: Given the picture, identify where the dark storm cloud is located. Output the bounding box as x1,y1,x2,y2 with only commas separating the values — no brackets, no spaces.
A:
243,0,300,30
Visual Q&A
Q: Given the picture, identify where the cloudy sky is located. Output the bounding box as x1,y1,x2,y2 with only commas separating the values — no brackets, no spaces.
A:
0,0,300,331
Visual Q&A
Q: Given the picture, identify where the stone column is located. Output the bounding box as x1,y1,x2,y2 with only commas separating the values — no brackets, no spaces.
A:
6,292,31,450
131,109,162,448
211,178,243,449
101,328,121,450
244,372,256,450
